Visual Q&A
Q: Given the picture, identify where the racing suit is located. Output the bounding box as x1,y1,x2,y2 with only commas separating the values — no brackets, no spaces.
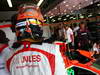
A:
0,44,10,75
2,42,67,75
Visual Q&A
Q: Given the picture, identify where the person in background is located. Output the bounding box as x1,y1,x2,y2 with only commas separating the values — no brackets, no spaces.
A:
64,25,74,50
93,41,100,54
0,30,10,75
73,23,79,50
58,25,65,41
76,22,92,51
3,3,67,75
91,40,100,59
73,23,79,35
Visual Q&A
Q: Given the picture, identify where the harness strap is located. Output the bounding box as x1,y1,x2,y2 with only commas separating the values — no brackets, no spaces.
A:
22,41,31,48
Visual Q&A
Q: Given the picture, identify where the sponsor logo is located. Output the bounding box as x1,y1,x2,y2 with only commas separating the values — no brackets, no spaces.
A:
21,55,41,63
13,55,41,69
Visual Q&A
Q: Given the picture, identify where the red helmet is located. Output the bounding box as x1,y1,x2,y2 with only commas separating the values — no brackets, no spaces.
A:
14,3,44,42
17,3,44,22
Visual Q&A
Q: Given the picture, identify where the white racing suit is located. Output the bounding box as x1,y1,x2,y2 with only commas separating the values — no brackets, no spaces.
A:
0,44,10,75
2,42,67,75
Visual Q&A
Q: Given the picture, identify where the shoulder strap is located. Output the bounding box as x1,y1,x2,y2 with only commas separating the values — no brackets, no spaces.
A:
22,41,31,48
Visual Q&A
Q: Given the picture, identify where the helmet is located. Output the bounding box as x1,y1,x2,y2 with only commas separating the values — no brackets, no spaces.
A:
14,3,44,42
17,3,44,21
